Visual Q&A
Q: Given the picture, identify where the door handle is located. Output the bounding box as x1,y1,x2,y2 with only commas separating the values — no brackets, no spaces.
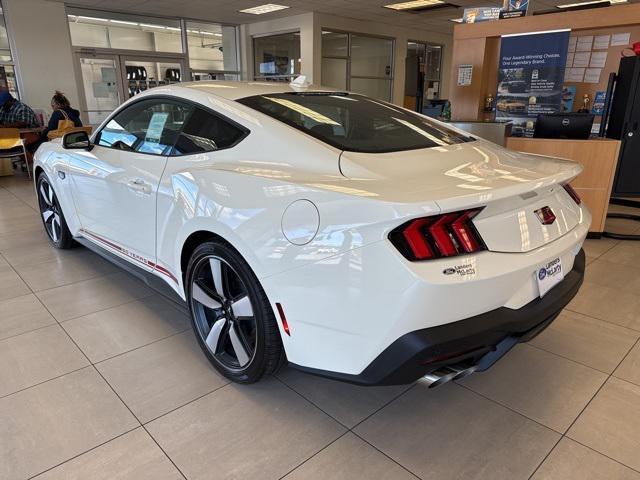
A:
127,178,152,194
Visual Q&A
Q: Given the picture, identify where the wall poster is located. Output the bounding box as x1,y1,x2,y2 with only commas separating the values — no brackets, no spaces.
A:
496,30,570,137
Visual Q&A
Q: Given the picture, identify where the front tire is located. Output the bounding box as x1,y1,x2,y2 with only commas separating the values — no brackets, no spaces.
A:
186,240,285,383
36,173,74,249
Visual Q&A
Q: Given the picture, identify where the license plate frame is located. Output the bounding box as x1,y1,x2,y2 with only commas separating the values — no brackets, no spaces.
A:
536,257,564,298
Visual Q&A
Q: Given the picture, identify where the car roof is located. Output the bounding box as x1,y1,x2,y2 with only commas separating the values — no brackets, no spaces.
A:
167,80,342,101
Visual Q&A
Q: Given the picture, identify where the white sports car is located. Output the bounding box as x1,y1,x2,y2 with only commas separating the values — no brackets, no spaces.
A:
34,81,589,386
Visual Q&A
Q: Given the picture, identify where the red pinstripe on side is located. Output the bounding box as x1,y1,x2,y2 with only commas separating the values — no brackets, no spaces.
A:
79,229,178,284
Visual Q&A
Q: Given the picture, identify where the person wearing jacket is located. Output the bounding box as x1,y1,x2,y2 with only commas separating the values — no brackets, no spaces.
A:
42,91,82,139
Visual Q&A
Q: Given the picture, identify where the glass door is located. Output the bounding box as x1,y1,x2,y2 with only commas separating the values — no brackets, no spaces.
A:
121,56,185,99
75,54,123,125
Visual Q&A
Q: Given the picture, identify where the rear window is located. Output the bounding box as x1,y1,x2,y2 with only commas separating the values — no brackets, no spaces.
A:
237,92,473,153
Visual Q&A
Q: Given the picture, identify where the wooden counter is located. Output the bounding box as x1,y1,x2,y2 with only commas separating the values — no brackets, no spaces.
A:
506,137,620,234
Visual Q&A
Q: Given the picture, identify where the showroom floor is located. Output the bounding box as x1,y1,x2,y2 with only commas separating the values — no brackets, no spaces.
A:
2,172,640,480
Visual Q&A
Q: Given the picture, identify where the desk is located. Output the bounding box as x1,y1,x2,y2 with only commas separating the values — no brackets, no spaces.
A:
0,127,43,176
506,137,621,234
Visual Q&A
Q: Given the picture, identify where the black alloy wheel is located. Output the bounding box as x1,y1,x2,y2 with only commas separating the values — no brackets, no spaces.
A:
37,174,74,249
186,240,285,383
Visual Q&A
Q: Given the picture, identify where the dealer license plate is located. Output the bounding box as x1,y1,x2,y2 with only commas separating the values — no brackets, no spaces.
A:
536,257,564,298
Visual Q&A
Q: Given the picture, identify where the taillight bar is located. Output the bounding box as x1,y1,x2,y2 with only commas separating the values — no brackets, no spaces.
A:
389,208,486,261
562,183,581,205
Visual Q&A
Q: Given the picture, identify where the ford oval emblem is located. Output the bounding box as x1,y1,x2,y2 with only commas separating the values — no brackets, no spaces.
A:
443,267,456,275
538,268,547,280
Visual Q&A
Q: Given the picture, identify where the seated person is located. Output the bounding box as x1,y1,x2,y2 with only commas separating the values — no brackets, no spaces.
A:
0,87,39,129
42,91,82,139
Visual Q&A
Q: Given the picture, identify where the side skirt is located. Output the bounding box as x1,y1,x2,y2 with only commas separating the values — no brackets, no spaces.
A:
74,236,188,314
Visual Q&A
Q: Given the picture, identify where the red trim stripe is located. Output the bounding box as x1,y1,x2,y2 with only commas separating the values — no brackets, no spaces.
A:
80,228,178,284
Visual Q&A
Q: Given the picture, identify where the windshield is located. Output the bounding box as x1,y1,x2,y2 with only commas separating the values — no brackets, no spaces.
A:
237,92,473,153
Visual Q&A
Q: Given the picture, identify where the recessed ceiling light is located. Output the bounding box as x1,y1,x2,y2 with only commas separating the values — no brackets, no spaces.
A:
557,0,625,7
239,4,290,14
77,15,108,22
383,0,445,10
449,17,464,22
110,19,138,25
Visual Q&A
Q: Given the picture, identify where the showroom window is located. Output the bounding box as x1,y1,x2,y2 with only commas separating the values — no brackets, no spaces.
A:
66,8,240,125
186,21,240,81
67,10,184,53
0,2,19,98
253,32,301,82
321,30,394,101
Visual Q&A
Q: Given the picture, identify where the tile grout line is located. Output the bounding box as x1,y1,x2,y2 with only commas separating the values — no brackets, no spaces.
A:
3,239,189,480
25,425,142,480
564,306,640,334
525,342,628,376
527,335,640,479
91,365,190,480
274,375,423,479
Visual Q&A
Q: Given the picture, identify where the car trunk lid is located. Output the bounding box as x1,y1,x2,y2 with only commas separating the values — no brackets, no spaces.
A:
339,140,584,253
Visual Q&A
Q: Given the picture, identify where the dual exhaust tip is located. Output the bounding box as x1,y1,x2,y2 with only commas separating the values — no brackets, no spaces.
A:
421,364,478,389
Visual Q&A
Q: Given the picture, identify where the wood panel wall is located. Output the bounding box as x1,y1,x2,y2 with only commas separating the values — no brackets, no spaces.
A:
449,3,640,121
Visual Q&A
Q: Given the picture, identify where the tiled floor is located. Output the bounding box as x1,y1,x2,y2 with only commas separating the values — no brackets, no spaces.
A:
2,172,640,480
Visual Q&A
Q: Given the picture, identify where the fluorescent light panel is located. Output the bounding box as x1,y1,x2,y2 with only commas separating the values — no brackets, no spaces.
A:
557,0,625,7
384,0,444,10
239,4,290,14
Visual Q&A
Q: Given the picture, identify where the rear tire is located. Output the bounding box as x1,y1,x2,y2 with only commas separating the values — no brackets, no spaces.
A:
36,173,74,249
186,240,285,383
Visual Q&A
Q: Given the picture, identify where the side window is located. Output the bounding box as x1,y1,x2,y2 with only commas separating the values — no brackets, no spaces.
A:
97,100,193,155
173,108,246,155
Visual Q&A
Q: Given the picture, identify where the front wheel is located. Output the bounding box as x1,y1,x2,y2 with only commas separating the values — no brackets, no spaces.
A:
37,173,74,249
186,240,285,383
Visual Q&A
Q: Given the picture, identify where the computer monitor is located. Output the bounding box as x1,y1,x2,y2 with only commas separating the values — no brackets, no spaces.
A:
533,113,594,140
422,99,448,119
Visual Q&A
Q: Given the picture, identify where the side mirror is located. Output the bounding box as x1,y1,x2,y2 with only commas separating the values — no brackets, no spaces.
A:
62,130,92,150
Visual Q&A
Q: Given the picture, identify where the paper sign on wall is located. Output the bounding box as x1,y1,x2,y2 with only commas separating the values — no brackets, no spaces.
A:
573,52,591,68
457,64,473,86
584,68,602,84
566,52,575,68
566,68,585,82
593,35,610,50
590,51,608,69
576,36,593,52
611,32,631,46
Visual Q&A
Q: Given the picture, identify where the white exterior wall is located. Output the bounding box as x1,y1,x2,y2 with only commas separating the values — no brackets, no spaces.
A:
3,0,79,114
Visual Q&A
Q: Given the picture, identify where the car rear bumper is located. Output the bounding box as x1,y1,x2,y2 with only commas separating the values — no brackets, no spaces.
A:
291,248,585,386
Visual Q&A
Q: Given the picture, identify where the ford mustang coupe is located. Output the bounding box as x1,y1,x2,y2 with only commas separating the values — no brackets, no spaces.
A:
34,81,589,386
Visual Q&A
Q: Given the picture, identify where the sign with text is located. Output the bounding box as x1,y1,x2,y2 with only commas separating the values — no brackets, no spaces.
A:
496,30,570,137
463,7,501,23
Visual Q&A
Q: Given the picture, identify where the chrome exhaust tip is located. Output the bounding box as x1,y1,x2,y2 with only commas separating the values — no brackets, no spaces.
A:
421,364,478,388
448,364,478,381
422,367,458,388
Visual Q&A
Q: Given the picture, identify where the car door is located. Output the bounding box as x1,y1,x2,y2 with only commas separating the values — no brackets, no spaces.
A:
68,98,193,270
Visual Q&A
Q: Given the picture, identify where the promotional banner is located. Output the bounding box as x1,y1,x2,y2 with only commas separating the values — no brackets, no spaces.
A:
463,7,501,23
496,30,570,137
500,0,529,19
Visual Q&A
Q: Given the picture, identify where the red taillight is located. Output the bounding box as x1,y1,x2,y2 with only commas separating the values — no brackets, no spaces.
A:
563,183,581,205
390,208,486,261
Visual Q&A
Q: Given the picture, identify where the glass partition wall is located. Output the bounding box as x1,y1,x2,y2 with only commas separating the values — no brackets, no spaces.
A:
253,33,301,82
0,2,19,99
67,8,240,124
321,31,393,101
405,41,443,113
